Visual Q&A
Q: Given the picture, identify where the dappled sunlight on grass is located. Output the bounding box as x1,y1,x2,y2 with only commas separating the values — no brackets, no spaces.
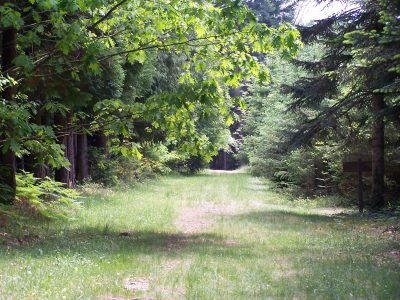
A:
0,172,399,299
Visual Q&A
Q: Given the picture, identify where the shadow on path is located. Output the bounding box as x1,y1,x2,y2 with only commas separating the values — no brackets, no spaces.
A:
231,209,334,225
0,226,253,261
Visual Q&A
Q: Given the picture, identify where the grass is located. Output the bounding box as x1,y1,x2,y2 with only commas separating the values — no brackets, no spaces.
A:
0,171,399,299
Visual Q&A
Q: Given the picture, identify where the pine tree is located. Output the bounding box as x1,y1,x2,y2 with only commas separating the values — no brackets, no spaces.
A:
284,0,400,208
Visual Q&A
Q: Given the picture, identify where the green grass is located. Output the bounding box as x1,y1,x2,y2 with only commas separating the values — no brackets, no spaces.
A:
0,171,399,299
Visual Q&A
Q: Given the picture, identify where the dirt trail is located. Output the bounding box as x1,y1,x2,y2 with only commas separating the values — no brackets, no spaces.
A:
175,202,240,234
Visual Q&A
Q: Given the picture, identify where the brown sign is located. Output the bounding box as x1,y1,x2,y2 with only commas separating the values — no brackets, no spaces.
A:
343,161,372,173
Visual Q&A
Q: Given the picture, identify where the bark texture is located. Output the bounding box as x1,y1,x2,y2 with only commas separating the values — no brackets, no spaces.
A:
54,112,76,188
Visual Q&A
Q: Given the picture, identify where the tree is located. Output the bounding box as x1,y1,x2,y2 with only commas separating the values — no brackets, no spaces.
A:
282,0,400,208
343,0,400,207
241,45,325,190
0,0,301,203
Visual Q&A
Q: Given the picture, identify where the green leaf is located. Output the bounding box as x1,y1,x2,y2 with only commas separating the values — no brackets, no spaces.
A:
14,54,34,72
226,115,234,126
9,139,20,153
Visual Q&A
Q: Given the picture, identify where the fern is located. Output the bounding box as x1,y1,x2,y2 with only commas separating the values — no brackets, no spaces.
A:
15,172,81,220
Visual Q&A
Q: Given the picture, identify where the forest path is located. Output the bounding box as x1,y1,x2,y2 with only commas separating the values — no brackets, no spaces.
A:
0,171,399,299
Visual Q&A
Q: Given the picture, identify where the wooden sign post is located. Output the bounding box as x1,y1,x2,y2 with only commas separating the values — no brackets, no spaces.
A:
343,158,372,213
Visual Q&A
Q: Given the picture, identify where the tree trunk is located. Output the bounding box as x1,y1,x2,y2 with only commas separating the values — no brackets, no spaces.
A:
54,112,76,188
0,26,17,204
76,133,89,181
371,93,385,209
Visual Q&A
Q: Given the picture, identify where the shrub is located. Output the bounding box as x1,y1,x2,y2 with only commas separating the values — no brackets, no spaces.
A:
88,146,119,186
165,151,207,174
88,144,172,186
186,155,208,173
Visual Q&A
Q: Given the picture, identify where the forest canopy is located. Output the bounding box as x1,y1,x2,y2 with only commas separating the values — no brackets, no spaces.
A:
0,0,299,207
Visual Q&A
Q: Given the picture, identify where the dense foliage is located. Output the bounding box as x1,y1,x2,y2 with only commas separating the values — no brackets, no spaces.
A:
1,0,399,219
0,0,300,219
241,0,400,209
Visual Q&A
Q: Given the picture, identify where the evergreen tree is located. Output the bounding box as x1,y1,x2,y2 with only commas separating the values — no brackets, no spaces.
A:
283,0,400,208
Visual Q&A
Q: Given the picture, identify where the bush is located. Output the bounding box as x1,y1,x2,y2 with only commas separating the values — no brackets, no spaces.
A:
186,155,208,173
88,146,119,186
87,143,209,187
165,151,207,174
249,147,338,197
115,156,170,183
283,149,318,194
88,144,172,186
